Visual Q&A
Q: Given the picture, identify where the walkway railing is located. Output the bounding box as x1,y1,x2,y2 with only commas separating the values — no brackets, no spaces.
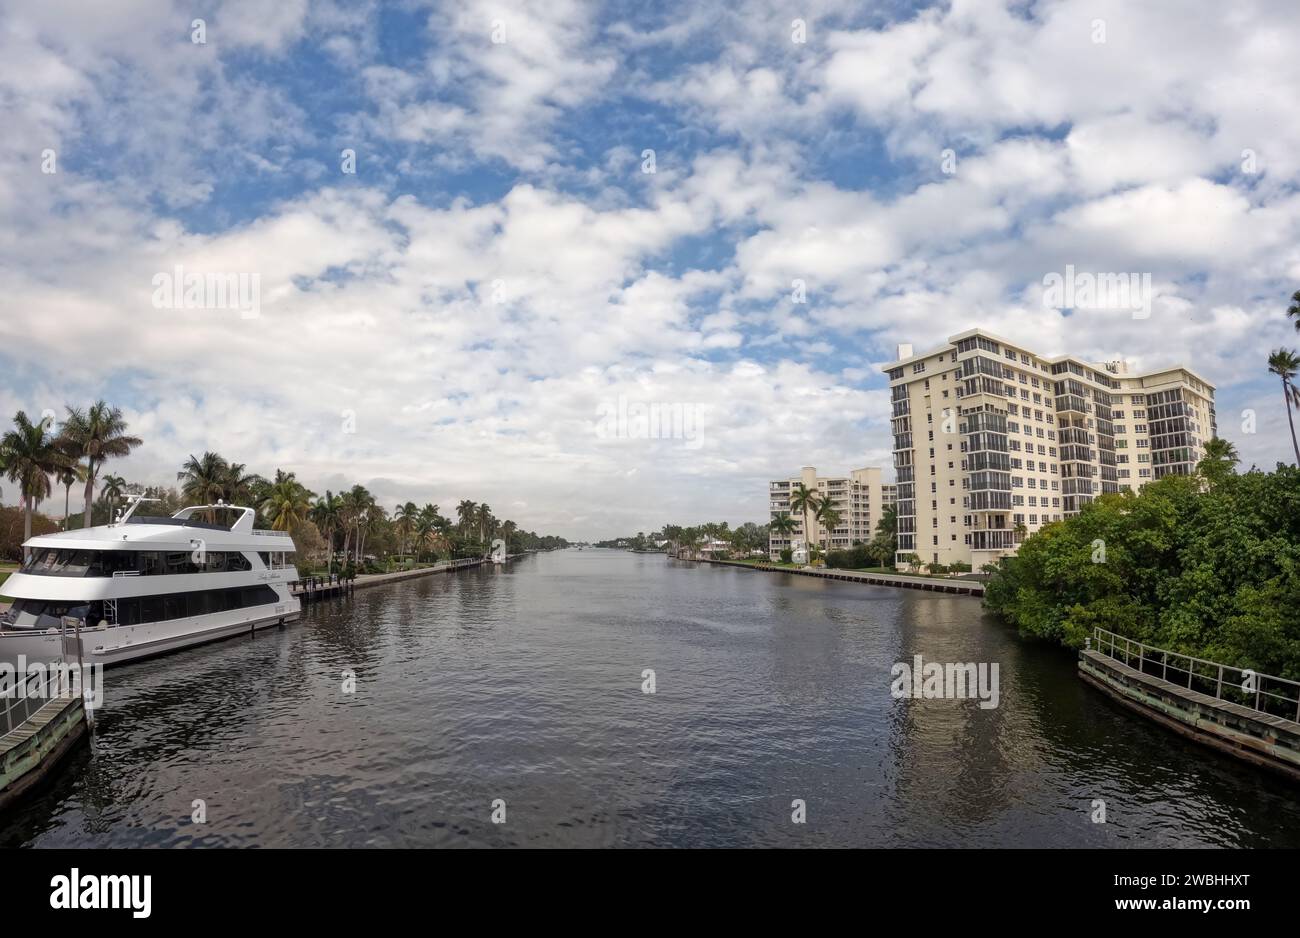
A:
0,619,84,737
1089,627,1300,723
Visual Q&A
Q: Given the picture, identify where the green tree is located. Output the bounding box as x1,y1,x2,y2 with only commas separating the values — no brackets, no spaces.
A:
177,452,231,516
1,411,68,546
983,467,1300,683
1197,437,1240,488
815,500,842,550
100,473,127,521
789,483,821,558
457,499,477,535
55,463,87,529
394,501,419,560
1268,349,1300,465
259,471,314,531
61,401,142,531
769,512,795,555
310,490,343,573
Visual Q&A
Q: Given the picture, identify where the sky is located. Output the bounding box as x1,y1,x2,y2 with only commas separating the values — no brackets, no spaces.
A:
1,0,1299,540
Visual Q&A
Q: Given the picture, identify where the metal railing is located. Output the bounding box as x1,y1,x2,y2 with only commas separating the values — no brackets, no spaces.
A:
0,619,84,738
1089,627,1300,723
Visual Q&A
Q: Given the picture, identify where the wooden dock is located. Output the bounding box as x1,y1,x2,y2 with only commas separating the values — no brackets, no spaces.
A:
0,693,88,813
694,558,986,596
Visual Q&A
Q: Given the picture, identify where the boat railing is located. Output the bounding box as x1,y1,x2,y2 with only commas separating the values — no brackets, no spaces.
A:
1089,626,1300,723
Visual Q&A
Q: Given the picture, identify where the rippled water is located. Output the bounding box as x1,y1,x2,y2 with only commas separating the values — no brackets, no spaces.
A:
3,549,1298,847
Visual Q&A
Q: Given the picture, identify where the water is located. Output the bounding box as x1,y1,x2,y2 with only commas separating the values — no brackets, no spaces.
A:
3,549,1297,848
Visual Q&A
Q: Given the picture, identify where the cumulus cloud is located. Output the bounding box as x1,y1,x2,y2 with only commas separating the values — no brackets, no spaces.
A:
1,0,1298,538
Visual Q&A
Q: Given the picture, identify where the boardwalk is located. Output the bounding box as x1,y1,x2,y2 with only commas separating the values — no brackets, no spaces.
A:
693,558,986,596
1080,627,1300,782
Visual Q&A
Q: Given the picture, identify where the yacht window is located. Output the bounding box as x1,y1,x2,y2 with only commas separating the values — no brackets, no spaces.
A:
166,552,196,575
162,596,184,620
21,550,59,574
140,595,164,622
118,599,141,626
19,549,99,576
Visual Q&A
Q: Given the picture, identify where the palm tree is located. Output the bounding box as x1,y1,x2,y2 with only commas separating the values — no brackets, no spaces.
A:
456,500,477,535
1287,289,1300,332
412,513,433,562
100,473,127,520
61,401,142,531
1268,349,1300,465
177,452,231,515
221,461,261,508
769,512,795,556
394,501,418,560
1,411,68,548
259,471,313,531
1197,437,1240,487
310,491,343,572
476,503,494,545
875,503,898,540
358,503,387,565
815,500,842,550
55,463,88,529
788,483,822,557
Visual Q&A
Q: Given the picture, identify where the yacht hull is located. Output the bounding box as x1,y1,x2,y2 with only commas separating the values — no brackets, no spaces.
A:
0,604,302,668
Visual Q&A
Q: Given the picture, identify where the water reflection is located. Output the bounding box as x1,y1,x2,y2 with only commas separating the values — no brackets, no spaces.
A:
2,550,1297,848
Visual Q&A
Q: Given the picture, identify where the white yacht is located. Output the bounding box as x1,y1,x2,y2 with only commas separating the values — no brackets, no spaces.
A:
0,498,301,667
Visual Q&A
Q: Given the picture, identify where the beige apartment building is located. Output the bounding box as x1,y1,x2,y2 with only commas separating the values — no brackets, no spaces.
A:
768,466,897,560
883,328,1216,569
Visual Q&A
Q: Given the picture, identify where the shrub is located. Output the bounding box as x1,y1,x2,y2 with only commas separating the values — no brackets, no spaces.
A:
779,548,793,563
926,562,949,575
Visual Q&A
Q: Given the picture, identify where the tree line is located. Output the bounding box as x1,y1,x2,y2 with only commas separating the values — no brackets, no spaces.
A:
0,406,568,569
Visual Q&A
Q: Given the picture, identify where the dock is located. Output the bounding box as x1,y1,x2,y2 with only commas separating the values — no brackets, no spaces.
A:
1080,627,1300,782
693,557,986,596
291,558,485,603
1,680,89,813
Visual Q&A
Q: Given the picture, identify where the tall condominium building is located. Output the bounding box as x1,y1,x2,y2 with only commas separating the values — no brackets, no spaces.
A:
883,328,1216,569
768,466,897,560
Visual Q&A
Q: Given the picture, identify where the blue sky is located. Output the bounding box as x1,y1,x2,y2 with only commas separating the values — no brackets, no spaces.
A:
2,0,1299,538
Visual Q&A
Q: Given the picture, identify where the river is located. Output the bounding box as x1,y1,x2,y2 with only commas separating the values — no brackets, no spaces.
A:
3,548,1297,847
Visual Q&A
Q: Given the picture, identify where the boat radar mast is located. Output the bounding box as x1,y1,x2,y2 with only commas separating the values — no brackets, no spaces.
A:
112,493,161,526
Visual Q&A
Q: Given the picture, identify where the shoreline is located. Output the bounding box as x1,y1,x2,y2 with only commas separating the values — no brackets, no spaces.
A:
687,557,986,596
